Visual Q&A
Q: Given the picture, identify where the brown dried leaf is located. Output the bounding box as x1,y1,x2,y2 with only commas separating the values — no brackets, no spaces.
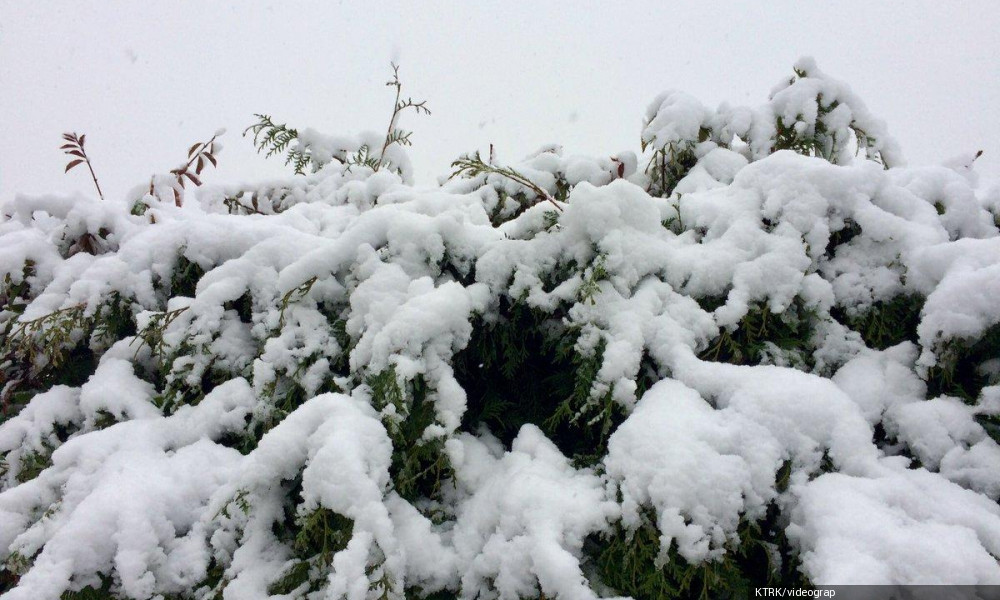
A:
65,159,85,172
188,142,201,158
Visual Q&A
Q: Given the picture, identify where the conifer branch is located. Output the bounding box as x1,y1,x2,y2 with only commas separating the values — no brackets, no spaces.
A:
450,152,563,211
243,114,319,175
374,63,430,171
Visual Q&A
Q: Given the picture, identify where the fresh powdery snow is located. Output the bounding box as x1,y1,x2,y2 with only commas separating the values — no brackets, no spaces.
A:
1,58,999,598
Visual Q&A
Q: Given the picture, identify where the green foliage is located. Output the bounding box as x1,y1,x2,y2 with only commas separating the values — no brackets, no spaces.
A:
294,508,354,565
368,368,453,502
577,255,609,305
1,550,31,593
59,577,115,600
344,144,381,173
4,304,89,372
0,294,123,419
774,66,890,168
453,294,635,467
8,59,998,600
544,337,626,466
168,255,206,299
278,276,317,327
699,299,816,368
268,474,356,595
593,463,806,600
130,199,149,216
542,209,560,231
244,114,311,175
642,138,701,197
837,295,923,351
13,447,54,483
0,261,34,318
224,291,254,325
374,62,431,172
823,217,863,258
132,307,188,362
246,63,429,178
926,323,1000,402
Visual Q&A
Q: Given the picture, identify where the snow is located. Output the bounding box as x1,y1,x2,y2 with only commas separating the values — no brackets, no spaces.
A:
606,379,782,563
446,426,620,600
788,468,1000,585
2,58,1000,597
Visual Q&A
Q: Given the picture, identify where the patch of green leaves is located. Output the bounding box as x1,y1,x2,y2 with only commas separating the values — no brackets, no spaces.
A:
699,299,816,367
368,368,453,501
244,114,311,175
642,139,700,197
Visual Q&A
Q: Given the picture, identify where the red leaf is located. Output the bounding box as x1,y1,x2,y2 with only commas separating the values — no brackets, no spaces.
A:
60,144,76,150
203,153,217,167
62,133,74,142
173,188,182,207
185,172,202,186
68,150,86,158
78,134,86,147
65,159,84,172
196,157,205,175
188,143,200,158
617,162,625,178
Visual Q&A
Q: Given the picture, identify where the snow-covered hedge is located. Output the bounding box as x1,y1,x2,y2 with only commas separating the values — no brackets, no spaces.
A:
2,58,1000,599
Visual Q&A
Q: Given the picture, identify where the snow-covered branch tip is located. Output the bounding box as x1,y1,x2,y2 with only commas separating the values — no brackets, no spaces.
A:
450,151,564,211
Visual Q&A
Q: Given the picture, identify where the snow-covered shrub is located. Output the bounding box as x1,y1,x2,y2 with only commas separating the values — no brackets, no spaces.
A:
2,59,1000,599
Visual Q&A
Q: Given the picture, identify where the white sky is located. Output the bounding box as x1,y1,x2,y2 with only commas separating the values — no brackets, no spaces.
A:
1,1,998,202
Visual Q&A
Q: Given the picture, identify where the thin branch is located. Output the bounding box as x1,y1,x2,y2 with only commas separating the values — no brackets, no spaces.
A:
450,153,563,212
375,63,405,171
374,63,430,172
61,133,104,201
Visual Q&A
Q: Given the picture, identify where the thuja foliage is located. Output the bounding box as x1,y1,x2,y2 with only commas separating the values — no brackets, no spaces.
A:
245,62,429,177
244,114,311,175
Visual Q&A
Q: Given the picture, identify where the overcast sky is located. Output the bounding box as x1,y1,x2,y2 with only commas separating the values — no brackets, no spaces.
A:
1,1,997,202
